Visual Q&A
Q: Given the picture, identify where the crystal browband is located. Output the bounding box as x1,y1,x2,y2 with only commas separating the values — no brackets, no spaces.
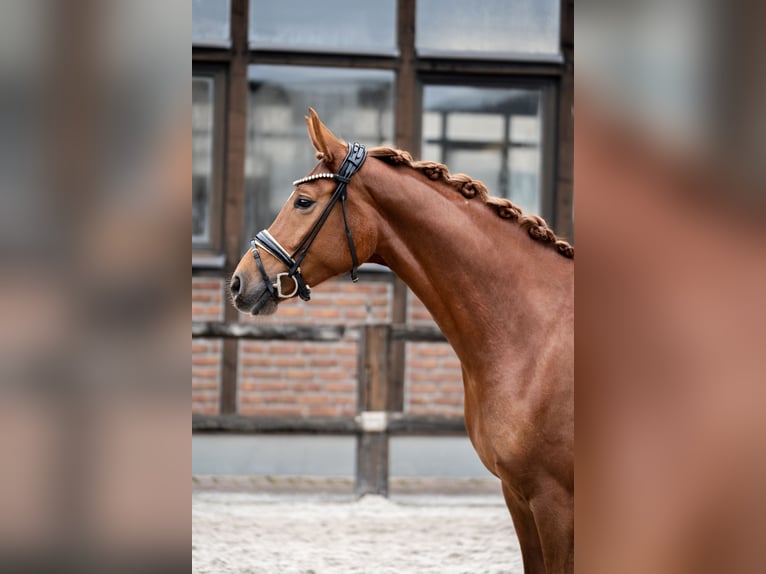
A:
292,173,337,187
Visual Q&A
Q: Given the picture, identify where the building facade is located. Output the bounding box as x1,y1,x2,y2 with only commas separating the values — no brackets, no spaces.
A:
192,0,573,420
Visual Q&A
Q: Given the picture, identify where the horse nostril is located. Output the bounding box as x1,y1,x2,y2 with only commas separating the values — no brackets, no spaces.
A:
230,273,242,297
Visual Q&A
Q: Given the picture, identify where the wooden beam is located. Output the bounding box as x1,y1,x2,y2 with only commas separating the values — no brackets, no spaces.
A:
386,4,419,487
356,325,397,496
193,415,358,434
555,0,574,242
193,321,346,341
390,323,447,342
247,50,397,69
220,0,249,415
193,321,444,342
395,0,419,155
192,413,467,435
358,325,396,411
387,414,466,435
417,59,564,78
192,47,232,63
355,433,390,497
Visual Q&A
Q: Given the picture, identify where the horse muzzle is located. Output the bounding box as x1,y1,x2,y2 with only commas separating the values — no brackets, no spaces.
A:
229,270,279,315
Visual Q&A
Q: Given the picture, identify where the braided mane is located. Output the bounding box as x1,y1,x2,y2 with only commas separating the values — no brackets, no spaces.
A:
363,146,574,259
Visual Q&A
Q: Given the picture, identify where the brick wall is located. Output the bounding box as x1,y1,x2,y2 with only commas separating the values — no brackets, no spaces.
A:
192,277,224,414
239,339,358,417
191,272,464,417
237,280,392,326
405,293,464,416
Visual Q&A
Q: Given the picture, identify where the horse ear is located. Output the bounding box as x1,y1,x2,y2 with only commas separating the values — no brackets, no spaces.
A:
305,108,346,168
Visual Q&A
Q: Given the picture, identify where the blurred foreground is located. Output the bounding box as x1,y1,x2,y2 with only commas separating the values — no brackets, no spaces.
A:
0,1,188,572
576,1,766,573
0,1,764,573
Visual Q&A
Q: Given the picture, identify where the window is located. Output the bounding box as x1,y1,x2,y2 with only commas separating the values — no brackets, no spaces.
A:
192,0,231,46
243,65,395,243
192,0,571,263
192,77,214,245
249,0,397,54
423,85,553,217
416,0,560,58
192,71,225,253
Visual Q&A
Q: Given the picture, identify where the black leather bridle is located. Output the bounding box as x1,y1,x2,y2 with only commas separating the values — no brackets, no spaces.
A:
250,142,367,302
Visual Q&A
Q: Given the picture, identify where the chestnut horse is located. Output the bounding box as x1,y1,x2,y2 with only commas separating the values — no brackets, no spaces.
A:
230,110,574,573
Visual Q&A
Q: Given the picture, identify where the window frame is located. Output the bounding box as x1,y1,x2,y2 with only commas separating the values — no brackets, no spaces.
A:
192,0,570,266
242,63,398,238
192,65,227,262
417,74,559,224
192,0,232,48
414,0,563,61
247,0,399,57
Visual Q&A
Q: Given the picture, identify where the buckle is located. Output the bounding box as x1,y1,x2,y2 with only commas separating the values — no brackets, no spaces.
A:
274,272,300,299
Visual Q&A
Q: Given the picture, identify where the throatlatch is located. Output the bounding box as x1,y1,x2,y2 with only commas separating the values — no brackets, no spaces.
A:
250,142,367,302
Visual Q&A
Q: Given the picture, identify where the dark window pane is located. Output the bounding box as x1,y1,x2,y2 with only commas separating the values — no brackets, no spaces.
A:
244,65,395,245
416,0,560,56
249,0,397,54
193,0,230,46
193,77,215,243
423,86,543,216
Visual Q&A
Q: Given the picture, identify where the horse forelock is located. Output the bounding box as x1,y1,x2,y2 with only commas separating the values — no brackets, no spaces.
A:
367,146,574,259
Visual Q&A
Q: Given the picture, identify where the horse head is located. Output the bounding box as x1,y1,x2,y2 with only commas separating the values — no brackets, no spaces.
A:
230,109,379,315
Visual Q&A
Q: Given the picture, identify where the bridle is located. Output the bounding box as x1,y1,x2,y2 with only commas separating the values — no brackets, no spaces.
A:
250,142,367,302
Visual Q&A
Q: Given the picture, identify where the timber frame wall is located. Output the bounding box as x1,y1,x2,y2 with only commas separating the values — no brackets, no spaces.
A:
192,0,574,493
193,321,460,496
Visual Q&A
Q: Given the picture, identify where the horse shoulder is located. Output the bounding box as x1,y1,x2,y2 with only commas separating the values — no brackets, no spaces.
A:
462,351,573,490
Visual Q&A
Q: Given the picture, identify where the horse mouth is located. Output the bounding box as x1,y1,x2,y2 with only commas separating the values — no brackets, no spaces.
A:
232,284,279,316
251,292,278,315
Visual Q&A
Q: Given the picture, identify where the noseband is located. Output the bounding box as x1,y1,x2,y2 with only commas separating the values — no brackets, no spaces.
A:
250,142,367,302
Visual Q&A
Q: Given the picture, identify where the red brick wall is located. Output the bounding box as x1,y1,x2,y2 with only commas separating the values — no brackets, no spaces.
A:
192,338,222,414
191,273,465,417
405,293,464,416
235,278,390,417
239,340,358,417
192,278,224,414
237,280,391,326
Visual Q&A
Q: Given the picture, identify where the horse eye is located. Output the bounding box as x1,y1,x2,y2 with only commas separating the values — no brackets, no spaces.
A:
294,196,315,210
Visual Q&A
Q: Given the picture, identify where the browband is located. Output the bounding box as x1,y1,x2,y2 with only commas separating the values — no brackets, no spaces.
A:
292,173,336,187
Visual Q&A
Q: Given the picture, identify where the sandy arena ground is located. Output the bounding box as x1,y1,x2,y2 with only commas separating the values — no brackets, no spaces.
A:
192,477,522,574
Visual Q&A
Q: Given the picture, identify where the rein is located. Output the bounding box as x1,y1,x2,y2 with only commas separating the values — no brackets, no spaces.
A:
250,142,367,302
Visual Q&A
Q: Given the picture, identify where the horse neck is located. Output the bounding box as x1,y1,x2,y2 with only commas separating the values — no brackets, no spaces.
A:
366,168,572,371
